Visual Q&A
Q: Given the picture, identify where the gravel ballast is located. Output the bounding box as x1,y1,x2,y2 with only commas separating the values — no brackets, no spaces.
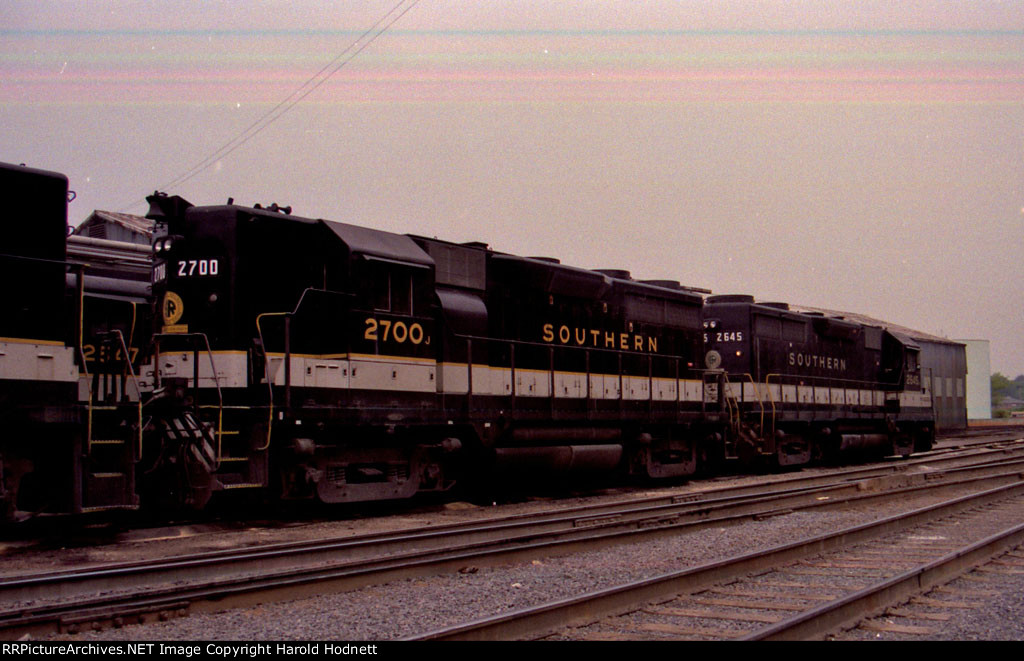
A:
32,485,1024,641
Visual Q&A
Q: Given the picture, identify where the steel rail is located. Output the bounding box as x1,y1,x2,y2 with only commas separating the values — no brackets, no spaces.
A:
0,446,1019,605
1,447,1023,639
407,480,1024,641
3,445,1024,607
1,470,1021,640
742,520,1024,640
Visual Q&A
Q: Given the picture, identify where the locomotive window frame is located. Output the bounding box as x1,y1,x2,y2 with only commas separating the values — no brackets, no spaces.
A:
365,259,425,316
392,272,413,316
370,270,414,316
370,268,391,312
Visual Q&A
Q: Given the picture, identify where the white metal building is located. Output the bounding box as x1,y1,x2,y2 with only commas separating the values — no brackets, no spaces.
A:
961,340,992,420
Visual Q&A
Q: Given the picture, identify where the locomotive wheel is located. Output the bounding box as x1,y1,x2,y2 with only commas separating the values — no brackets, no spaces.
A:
696,435,725,476
636,440,697,480
734,427,762,466
914,426,935,452
774,430,811,468
891,432,914,457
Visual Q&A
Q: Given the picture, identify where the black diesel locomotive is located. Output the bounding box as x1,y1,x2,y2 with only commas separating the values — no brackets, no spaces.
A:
702,295,933,467
0,162,935,520
143,193,716,509
140,191,934,512
0,162,148,519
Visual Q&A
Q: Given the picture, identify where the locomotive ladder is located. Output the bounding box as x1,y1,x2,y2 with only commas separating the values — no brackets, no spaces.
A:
81,329,142,512
152,331,224,463
154,333,263,492
720,372,772,460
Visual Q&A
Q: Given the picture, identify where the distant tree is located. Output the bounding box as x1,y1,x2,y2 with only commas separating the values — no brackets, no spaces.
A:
992,372,1011,409
993,372,1024,411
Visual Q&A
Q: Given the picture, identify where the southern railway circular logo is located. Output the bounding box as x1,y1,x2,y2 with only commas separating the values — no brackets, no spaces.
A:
162,291,184,325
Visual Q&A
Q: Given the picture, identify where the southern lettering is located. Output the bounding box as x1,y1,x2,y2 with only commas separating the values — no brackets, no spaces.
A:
788,352,847,372
542,323,659,353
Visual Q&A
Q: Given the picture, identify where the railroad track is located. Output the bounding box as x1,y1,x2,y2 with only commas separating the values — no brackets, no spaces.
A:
410,483,1024,641
2,440,1023,640
941,424,1024,441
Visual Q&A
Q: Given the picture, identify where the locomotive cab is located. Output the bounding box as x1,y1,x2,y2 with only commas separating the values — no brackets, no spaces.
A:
145,195,452,509
880,330,923,391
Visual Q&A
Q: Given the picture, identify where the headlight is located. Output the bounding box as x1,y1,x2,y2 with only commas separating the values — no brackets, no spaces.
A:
152,237,173,253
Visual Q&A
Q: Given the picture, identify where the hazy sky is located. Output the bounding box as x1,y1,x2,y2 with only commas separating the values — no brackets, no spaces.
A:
3,1,1023,376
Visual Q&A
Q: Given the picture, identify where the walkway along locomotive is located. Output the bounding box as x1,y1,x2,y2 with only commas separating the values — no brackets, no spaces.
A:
141,192,934,511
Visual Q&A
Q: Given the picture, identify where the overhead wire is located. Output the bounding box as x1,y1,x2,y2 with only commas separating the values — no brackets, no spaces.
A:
121,0,421,211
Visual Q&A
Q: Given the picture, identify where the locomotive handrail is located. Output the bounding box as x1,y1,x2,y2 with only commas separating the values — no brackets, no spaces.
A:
255,312,288,453
86,330,144,459
762,371,908,430
748,374,772,438
510,342,515,408
75,262,95,457
0,253,90,345
251,287,362,453
454,332,691,385
720,372,738,427
719,370,902,449
760,375,780,436
763,372,897,394
112,329,144,458
0,252,72,266
722,373,768,436
75,264,139,463
445,330,697,408
447,331,692,363
72,257,134,460
550,345,556,417
152,332,224,466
